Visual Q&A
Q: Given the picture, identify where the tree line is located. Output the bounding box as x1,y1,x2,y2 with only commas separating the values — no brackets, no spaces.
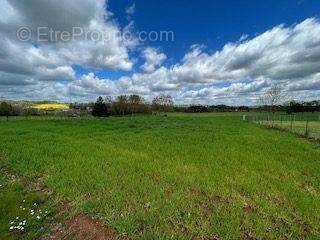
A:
286,101,320,114
90,94,174,117
1,95,319,119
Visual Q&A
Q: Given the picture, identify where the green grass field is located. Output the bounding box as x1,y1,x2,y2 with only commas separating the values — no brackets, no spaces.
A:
260,120,320,139
0,114,320,239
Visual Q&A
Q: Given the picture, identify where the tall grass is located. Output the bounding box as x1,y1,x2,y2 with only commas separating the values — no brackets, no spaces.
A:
246,113,320,139
0,114,319,239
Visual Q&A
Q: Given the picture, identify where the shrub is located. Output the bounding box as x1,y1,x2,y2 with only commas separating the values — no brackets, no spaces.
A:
0,102,14,119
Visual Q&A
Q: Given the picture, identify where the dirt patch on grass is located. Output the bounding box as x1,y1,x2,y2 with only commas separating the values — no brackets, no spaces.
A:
243,236,257,240
240,225,257,240
188,187,208,197
42,214,127,240
211,194,225,202
39,195,128,240
0,166,19,180
167,220,190,235
1,166,127,240
57,200,74,216
198,201,214,216
242,204,255,214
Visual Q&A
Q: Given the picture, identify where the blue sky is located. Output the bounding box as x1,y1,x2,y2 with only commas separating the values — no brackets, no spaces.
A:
101,0,320,88
110,0,320,60
0,0,320,104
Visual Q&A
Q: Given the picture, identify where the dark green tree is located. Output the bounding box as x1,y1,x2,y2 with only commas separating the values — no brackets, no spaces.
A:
92,96,108,117
0,102,14,120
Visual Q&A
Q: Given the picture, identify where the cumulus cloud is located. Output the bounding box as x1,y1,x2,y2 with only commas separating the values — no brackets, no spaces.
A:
141,48,167,73
0,1,319,105
70,18,320,104
0,0,134,83
170,18,320,85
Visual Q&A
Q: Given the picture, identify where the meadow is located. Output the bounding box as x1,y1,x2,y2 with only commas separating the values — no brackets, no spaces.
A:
246,113,320,139
263,121,320,139
0,114,320,239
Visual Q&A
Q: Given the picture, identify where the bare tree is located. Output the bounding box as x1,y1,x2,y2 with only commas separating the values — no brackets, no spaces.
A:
104,96,116,115
259,84,285,112
152,94,174,114
115,95,129,115
105,96,113,105
129,95,142,114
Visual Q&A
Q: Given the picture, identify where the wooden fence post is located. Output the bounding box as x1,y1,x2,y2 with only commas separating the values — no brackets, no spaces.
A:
305,120,309,137
272,114,275,128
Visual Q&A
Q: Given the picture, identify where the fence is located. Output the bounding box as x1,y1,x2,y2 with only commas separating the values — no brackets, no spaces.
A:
244,113,320,140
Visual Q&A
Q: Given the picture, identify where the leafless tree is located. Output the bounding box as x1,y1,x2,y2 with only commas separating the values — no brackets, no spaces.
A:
129,95,142,114
115,95,129,115
105,96,113,105
152,94,174,114
259,84,285,112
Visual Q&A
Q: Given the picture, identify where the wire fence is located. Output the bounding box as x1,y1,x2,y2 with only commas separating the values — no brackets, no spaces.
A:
244,114,320,140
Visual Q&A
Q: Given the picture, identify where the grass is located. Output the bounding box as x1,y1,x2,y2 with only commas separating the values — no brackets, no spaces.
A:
259,120,320,139
0,169,54,240
0,114,320,239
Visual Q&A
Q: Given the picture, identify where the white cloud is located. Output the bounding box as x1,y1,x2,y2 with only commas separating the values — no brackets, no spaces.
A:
132,18,320,103
68,72,118,97
125,3,136,16
0,0,135,81
141,48,167,73
0,0,319,106
168,18,320,86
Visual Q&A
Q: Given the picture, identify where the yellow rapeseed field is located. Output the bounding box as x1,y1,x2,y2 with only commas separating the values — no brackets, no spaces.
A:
34,103,69,110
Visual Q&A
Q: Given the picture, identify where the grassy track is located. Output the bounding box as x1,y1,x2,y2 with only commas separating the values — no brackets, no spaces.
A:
0,114,320,239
